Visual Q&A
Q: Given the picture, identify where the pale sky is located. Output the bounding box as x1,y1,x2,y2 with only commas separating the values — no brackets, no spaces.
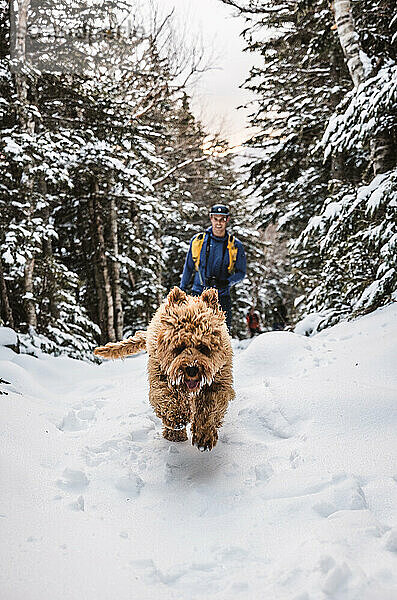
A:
158,0,260,147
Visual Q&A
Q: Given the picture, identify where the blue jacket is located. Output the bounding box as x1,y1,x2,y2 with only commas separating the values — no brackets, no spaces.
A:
180,227,246,297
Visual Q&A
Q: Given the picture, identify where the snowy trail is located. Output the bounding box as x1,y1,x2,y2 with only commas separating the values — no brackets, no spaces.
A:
1,306,397,600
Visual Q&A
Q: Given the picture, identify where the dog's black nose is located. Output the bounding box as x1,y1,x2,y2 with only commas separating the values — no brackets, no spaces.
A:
186,365,198,377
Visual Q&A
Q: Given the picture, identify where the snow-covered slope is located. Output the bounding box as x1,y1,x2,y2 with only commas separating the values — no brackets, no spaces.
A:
1,305,397,600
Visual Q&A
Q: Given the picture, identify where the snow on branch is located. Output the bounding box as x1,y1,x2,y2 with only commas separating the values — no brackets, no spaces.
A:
322,65,397,159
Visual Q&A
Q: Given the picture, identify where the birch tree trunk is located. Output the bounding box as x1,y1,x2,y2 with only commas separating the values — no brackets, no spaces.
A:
88,182,116,343
332,0,391,174
328,6,362,182
332,0,365,87
0,259,14,328
109,197,123,340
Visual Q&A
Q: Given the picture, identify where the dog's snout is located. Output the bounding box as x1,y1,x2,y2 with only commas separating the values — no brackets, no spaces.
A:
186,365,198,377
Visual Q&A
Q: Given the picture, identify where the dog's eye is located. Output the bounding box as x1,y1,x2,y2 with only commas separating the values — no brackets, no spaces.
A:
197,344,210,357
173,344,186,356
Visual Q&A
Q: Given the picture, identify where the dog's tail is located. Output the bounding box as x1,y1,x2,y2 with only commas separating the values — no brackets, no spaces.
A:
94,330,147,359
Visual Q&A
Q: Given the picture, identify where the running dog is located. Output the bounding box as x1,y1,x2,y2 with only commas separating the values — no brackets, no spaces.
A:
94,287,234,451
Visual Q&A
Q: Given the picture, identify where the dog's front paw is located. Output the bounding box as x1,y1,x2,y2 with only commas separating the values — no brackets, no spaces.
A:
163,427,188,442
191,428,218,452
198,445,211,452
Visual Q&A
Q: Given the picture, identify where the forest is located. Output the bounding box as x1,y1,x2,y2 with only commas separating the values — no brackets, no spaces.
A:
1,0,396,359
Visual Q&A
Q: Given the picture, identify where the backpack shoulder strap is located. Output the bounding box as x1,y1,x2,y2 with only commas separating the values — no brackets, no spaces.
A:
227,234,238,273
191,232,205,271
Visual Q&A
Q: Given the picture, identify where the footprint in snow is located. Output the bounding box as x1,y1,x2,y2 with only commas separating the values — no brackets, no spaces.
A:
312,476,367,518
228,581,250,594
56,468,89,492
130,558,220,589
322,562,352,595
255,462,274,482
384,528,397,552
115,472,144,497
69,495,85,511
75,407,96,420
58,410,89,432
238,403,294,440
84,435,139,467
58,400,100,432
129,417,156,442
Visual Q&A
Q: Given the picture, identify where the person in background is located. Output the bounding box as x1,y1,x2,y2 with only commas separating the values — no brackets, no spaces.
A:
179,204,246,330
246,306,262,338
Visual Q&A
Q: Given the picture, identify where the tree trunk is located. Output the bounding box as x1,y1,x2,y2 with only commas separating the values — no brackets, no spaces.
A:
332,0,365,87
370,132,393,176
12,0,34,133
0,259,14,328
12,0,38,329
40,177,59,320
127,268,135,289
24,257,37,330
88,182,116,343
109,197,123,340
91,244,107,344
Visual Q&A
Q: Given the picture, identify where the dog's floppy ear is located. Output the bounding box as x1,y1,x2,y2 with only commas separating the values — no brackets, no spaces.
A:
201,288,220,312
166,286,188,307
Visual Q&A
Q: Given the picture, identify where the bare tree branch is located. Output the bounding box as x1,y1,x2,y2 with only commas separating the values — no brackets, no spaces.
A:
220,0,291,14
152,156,208,187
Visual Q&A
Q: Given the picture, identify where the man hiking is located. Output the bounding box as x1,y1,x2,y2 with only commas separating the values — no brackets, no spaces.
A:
180,204,246,330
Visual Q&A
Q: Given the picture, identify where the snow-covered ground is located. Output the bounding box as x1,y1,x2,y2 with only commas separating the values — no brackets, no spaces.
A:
1,305,397,600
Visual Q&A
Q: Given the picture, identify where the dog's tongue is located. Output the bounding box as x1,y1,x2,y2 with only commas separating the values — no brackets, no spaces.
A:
186,379,199,390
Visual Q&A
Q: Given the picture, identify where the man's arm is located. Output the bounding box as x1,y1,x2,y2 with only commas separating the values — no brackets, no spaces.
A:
180,239,195,291
228,241,246,286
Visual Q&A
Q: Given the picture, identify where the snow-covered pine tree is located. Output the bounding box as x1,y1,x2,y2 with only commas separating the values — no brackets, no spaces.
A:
46,17,175,340
1,0,139,353
1,1,172,352
222,0,396,328
221,0,351,322
295,0,397,326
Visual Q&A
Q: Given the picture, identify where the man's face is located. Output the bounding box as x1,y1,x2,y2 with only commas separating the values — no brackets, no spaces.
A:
210,214,229,237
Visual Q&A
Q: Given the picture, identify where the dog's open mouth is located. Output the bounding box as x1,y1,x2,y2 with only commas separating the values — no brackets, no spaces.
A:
185,377,200,391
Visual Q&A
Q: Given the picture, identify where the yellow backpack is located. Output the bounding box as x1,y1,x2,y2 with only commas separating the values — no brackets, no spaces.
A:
191,232,238,274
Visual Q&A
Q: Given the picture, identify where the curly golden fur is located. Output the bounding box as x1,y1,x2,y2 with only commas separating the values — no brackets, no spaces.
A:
94,287,235,451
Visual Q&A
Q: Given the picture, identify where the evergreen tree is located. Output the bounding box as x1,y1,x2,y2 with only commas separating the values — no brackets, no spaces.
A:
221,0,396,328
222,0,351,323
2,0,261,355
295,0,397,326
